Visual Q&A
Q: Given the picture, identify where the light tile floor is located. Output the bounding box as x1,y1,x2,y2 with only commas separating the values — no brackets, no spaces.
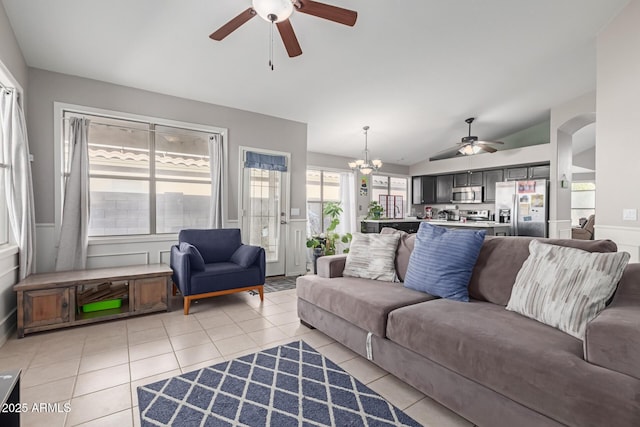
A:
0,289,473,427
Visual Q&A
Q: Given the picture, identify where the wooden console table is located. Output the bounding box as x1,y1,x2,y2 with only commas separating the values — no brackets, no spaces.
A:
14,264,173,338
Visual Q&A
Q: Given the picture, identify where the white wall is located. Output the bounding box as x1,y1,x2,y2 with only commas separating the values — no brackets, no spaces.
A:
596,0,640,261
27,68,309,274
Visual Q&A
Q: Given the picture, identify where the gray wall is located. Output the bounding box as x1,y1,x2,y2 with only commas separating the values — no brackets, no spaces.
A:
0,1,27,88
26,68,308,224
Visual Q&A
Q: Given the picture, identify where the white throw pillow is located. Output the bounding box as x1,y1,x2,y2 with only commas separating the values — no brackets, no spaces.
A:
506,240,629,340
343,232,400,282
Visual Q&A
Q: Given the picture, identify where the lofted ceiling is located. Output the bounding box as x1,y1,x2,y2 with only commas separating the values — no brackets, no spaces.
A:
2,0,629,166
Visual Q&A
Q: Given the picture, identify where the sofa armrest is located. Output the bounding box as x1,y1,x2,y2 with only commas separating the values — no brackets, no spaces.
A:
170,244,191,295
317,254,347,278
584,264,640,380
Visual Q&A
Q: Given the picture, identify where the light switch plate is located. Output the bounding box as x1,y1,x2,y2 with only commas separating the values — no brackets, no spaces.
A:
623,208,637,221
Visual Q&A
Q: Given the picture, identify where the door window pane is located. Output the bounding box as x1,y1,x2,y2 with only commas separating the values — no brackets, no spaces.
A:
89,178,149,236
247,169,281,262
156,181,211,233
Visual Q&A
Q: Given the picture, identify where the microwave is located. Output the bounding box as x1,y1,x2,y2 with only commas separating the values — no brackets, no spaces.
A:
451,186,483,204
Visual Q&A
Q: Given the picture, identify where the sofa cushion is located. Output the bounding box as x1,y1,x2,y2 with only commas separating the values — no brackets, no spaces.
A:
468,236,618,306
179,228,242,264
506,240,629,339
404,223,485,302
230,245,261,268
380,228,415,282
190,262,262,295
386,299,640,427
343,232,400,281
179,242,205,271
296,274,434,337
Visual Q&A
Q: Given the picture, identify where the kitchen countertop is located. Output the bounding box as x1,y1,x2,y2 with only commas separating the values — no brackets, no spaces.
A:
362,218,509,228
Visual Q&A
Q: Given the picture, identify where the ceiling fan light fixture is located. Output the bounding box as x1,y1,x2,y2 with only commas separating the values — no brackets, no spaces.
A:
458,144,482,156
349,125,383,175
252,0,294,22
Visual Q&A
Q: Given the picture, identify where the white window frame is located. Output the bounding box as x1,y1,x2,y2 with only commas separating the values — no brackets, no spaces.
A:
54,102,228,244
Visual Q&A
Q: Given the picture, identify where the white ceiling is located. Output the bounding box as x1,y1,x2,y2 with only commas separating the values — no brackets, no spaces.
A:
2,0,629,166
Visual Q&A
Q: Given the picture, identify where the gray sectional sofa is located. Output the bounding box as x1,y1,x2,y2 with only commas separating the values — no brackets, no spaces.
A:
296,232,640,427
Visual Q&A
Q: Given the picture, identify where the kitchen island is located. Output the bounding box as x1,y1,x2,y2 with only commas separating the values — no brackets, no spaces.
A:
361,219,510,236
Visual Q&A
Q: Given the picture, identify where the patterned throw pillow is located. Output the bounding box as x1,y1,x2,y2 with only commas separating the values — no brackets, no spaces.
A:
506,240,630,340
403,223,486,301
343,232,401,281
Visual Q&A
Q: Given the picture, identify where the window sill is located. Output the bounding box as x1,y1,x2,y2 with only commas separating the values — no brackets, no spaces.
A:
88,233,178,246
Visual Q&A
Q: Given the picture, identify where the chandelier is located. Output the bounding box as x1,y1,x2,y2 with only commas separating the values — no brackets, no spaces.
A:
348,126,382,175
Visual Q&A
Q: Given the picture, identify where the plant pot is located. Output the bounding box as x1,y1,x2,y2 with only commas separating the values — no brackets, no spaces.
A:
312,247,324,274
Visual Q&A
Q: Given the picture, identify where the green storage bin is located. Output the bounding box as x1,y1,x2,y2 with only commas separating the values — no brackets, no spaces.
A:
82,298,122,313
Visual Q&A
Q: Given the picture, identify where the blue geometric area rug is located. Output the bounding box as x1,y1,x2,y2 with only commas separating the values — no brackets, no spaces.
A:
137,340,422,426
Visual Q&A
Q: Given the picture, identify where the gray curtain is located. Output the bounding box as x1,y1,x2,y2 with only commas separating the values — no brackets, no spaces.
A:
55,117,90,271
0,89,36,279
208,134,224,228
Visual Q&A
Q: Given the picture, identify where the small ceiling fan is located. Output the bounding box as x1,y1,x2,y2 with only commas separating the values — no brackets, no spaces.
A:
209,0,358,59
429,118,505,161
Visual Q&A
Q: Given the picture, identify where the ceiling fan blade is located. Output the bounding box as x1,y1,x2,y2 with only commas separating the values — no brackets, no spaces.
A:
429,145,464,161
296,0,358,26
276,19,303,57
475,143,498,153
476,140,505,145
209,8,256,41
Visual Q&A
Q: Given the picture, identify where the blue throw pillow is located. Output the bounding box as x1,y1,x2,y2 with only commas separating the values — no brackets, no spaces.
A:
230,245,261,268
179,242,205,271
403,223,486,302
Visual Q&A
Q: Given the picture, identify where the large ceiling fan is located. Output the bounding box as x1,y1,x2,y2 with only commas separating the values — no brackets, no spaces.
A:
209,0,358,59
429,118,505,161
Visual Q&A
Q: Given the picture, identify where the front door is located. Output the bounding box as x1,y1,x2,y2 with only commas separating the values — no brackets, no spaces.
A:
240,149,289,276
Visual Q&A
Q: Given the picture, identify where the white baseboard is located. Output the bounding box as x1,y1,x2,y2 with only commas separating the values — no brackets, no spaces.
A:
596,225,640,263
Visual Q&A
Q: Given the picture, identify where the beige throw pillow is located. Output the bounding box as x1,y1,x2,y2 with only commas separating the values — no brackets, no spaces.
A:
506,240,629,340
343,232,400,282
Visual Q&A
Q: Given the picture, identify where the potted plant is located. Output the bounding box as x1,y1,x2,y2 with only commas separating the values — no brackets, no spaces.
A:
366,201,384,219
306,202,353,273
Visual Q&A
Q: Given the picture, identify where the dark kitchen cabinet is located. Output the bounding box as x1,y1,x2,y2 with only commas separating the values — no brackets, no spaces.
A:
361,221,421,234
505,167,529,181
436,175,454,203
469,171,483,186
505,164,550,181
412,176,437,204
483,169,504,202
454,172,483,187
453,173,468,187
529,164,550,179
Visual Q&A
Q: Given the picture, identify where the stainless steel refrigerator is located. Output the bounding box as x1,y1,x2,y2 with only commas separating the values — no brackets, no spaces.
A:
495,179,548,237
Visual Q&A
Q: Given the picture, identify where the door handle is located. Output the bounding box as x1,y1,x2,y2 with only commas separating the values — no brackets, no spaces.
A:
280,220,288,225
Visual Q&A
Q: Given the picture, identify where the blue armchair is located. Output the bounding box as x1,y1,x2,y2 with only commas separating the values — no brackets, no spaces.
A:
170,228,265,314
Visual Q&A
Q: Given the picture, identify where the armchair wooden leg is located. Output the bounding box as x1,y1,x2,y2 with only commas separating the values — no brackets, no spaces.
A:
258,285,264,301
184,297,191,315
172,283,178,296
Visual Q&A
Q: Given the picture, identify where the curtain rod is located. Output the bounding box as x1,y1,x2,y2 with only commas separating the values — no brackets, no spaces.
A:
0,81,15,94
61,117,221,137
